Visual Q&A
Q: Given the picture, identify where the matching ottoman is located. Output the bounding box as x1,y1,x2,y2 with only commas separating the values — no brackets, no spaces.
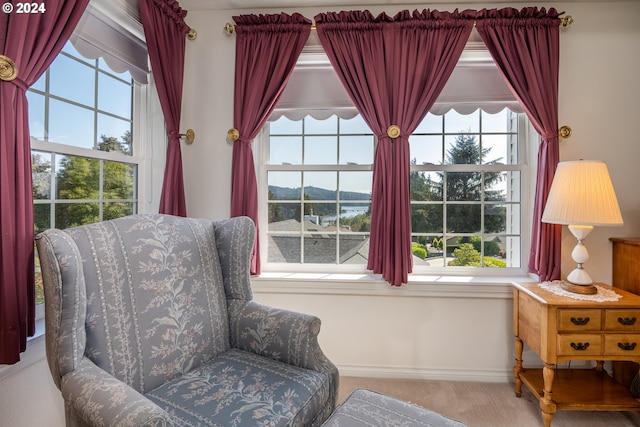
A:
322,388,469,427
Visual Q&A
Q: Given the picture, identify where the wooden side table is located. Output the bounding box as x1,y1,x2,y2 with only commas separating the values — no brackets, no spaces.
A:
512,282,640,427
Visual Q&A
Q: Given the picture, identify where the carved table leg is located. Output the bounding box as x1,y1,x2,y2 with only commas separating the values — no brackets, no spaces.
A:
541,363,557,427
514,337,523,397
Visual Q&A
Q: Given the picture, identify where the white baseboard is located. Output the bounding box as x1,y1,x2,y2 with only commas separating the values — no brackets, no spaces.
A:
336,363,513,383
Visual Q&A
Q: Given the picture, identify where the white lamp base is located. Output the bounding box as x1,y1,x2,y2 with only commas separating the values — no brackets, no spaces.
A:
562,225,597,295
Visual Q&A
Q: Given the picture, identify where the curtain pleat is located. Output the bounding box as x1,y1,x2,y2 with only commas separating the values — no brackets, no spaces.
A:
315,9,475,285
0,0,89,364
140,0,190,217
475,7,563,281
231,13,311,274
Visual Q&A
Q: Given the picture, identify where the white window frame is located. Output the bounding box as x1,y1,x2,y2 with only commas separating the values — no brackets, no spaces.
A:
256,111,531,278
30,46,146,228
409,112,530,277
257,118,375,274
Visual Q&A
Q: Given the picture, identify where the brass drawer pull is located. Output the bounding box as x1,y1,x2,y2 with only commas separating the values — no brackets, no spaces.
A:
618,317,637,326
618,342,637,351
570,317,590,326
570,342,590,351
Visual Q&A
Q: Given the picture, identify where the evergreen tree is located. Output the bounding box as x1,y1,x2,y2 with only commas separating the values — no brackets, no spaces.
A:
410,159,443,233
442,134,505,235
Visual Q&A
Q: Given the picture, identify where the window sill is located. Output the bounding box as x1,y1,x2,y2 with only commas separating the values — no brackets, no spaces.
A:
252,271,537,299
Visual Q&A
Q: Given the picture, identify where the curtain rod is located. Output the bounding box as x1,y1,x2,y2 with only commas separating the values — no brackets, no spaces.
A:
223,15,573,36
223,22,316,35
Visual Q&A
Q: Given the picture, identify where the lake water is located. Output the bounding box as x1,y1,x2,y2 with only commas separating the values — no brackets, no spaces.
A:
323,205,369,221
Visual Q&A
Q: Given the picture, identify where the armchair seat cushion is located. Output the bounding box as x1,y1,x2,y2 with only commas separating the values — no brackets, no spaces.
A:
146,349,331,427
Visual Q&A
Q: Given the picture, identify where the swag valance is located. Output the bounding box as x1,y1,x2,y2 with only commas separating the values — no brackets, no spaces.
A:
228,7,564,286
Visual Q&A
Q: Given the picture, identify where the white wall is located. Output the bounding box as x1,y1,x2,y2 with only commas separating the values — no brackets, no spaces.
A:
179,1,640,381
0,338,65,427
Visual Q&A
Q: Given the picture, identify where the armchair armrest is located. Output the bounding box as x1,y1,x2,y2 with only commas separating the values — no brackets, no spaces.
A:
60,358,175,427
229,300,339,392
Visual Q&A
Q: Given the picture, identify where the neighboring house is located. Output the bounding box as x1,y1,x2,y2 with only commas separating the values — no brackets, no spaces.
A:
268,218,369,264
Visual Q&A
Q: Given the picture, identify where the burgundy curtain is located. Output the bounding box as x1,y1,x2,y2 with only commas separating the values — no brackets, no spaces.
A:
0,0,89,364
475,7,562,281
315,10,474,286
231,13,311,274
140,0,190,217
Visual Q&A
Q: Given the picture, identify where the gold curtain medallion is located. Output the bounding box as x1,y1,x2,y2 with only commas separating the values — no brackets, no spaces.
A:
387,125,401,139
227,128,240,141
0,55,18,81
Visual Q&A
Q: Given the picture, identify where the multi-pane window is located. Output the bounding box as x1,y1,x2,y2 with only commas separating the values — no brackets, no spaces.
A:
263,108,526,271
29,42,138,234
409,109,523,269
266,115,374,265
30,42,140,304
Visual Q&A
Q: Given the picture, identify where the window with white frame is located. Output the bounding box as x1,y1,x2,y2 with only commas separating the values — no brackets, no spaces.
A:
265,114,374,265
258,30,531,275
408,108,524,270
30,41,144,305
262,109,527,272
30,41,139,234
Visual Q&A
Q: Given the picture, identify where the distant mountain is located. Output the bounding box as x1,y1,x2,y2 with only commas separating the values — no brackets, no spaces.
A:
268,185,370,202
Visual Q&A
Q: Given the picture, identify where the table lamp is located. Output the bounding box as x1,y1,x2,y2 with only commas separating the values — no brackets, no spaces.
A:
541,160,623,294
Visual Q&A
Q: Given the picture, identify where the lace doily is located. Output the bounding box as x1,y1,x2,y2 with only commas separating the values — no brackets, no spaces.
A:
539,281,622,302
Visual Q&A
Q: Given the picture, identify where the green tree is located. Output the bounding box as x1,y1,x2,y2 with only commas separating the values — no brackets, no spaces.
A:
469,236,501,257
409,134,506,237
55,133,134,228
341,213,370,232
442,134,504,235
100,130,132,155
410,158,443,233
448,243,481,266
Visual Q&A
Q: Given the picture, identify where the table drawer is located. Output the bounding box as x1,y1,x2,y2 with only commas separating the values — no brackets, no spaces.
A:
558,334,602,356
604,334,640,356
605,310,640,331
558,309,602,331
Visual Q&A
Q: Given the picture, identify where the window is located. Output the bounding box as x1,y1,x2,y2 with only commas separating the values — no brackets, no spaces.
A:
264,115,374,265
31,41,142,304
409,109,524,270
30,42,138,232
258,29,531,276
261,108,528,273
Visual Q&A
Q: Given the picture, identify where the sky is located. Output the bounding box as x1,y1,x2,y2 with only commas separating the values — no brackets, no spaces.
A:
27,42,133,150
267,108,515,195
30,41,516,203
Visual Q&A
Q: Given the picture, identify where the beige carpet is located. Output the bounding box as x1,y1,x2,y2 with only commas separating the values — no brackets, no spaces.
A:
338,376,640,426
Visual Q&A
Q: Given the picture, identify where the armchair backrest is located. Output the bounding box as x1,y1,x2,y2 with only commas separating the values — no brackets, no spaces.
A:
37,214,238,394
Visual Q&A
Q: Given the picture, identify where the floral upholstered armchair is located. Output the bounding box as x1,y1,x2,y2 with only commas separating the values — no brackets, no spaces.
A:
36,214,338,426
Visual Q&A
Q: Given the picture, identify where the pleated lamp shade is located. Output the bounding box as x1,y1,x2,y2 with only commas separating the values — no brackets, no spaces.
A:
542,160,623,227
